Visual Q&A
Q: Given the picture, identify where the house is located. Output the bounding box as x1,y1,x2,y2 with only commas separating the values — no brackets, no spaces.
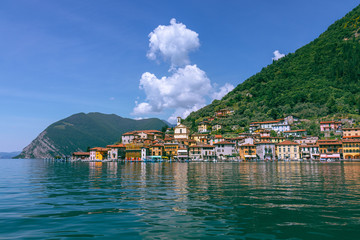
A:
342,128,360,138
239,144,257,161
189,144,215,160
283,129,307,138
215,108,233,118
342,139,360,160
209,135,225,145
320,121,342,132
249,120,290,133
212,124,222,131
174,117,190,139
121,130,163,144
191,133,209,144
89,147,109,160
213,141,236,159
276,140,300,160
125,143,150,160
72,152,90,160
198,121,211,133
294,136,318,145
299,144,319,160
284,115,299,125
177,147,189,160
255,141,275,161
317,140,342,160
107,144,126,160
150,144,164,157
164,143,179,158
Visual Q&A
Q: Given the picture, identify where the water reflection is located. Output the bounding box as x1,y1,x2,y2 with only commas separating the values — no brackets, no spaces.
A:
1,160,359,239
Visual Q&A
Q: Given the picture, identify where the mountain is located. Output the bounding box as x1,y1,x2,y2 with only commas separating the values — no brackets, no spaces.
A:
185,5,360,129
0,151,21,159
16,112,168,159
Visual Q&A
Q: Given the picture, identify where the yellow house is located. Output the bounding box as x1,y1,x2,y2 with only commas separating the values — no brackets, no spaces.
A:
239,144,257,161
276,140,299,160
342,139,360,160
151,144,164,156
164,143,179,158
89,147,108,160
198,121,211,133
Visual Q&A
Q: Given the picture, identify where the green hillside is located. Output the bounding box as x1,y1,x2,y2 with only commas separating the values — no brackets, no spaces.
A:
16,112,167,159
185,5,360,128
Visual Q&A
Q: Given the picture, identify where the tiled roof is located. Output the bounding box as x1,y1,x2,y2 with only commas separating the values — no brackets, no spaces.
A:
213,141,235,145
89,147,109,151
106,144,126,148
276,140,299,146
72,152,90,156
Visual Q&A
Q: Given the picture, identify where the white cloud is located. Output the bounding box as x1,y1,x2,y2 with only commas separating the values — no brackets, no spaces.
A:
272,50,285,61
212,83,234,100
147,18,200,68
133,65,212,118
133,19,236,123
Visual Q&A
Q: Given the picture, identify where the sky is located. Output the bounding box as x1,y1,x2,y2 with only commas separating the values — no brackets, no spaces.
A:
0,0,359,152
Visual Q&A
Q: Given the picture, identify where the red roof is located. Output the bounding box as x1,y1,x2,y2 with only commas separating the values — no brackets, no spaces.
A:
90,147,109,152
189,144,214,148
240,144,255,147
213,141,235,145
214,135,223,138
284,129,306,133
276,140,299,146
320,121,341,124
106,144,126,148
72,152,90,156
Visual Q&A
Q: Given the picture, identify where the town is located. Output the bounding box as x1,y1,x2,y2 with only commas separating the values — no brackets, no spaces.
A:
72,109,360,162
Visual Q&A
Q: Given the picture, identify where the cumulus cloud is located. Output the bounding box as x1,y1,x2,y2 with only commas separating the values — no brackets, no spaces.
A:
272,50,285,61
133,19,236,123
147,18,200,68
133,65,212,117
212,83,235,100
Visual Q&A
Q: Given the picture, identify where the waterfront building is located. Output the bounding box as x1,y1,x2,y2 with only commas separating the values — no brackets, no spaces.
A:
89,147,109,160
276,140,300,160
342,128,360,138
150,144,164,156
317,140,342,160
174,117,190,139
283,129,307,138
107,144,126,160
177,147,189,160
214,141,236,159
255,141,275,161
299,144,320,160
71,152,90,160
239,144,257,161
342,139,360,160
164,143,179,158
189,144,215,160
125,143,149,160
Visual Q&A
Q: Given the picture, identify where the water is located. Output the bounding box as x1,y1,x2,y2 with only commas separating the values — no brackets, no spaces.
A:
0,159,359,239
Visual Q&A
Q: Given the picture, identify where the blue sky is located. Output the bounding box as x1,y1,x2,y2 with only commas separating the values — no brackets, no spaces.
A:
0,0,359,152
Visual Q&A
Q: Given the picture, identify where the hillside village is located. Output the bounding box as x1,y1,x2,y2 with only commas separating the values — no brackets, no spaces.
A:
72,109,360,161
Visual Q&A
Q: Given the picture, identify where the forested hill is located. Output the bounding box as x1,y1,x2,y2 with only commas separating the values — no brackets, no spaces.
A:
185,5,360,127
16,112,168,159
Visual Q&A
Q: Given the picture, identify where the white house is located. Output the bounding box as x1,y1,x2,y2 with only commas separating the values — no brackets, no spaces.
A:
213,141,236,159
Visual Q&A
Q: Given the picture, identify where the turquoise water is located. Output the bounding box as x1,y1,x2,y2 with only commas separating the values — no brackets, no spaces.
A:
0,159,359,239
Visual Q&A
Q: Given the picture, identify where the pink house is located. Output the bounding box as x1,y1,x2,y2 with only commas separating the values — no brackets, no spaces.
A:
320,121,342,132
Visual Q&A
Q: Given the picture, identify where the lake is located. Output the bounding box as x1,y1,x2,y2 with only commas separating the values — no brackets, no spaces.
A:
0,159,359,239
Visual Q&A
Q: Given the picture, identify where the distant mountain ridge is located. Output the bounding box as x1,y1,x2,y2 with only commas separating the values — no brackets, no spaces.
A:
16,112,168,159
185,5,360,127
0,151,21,159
